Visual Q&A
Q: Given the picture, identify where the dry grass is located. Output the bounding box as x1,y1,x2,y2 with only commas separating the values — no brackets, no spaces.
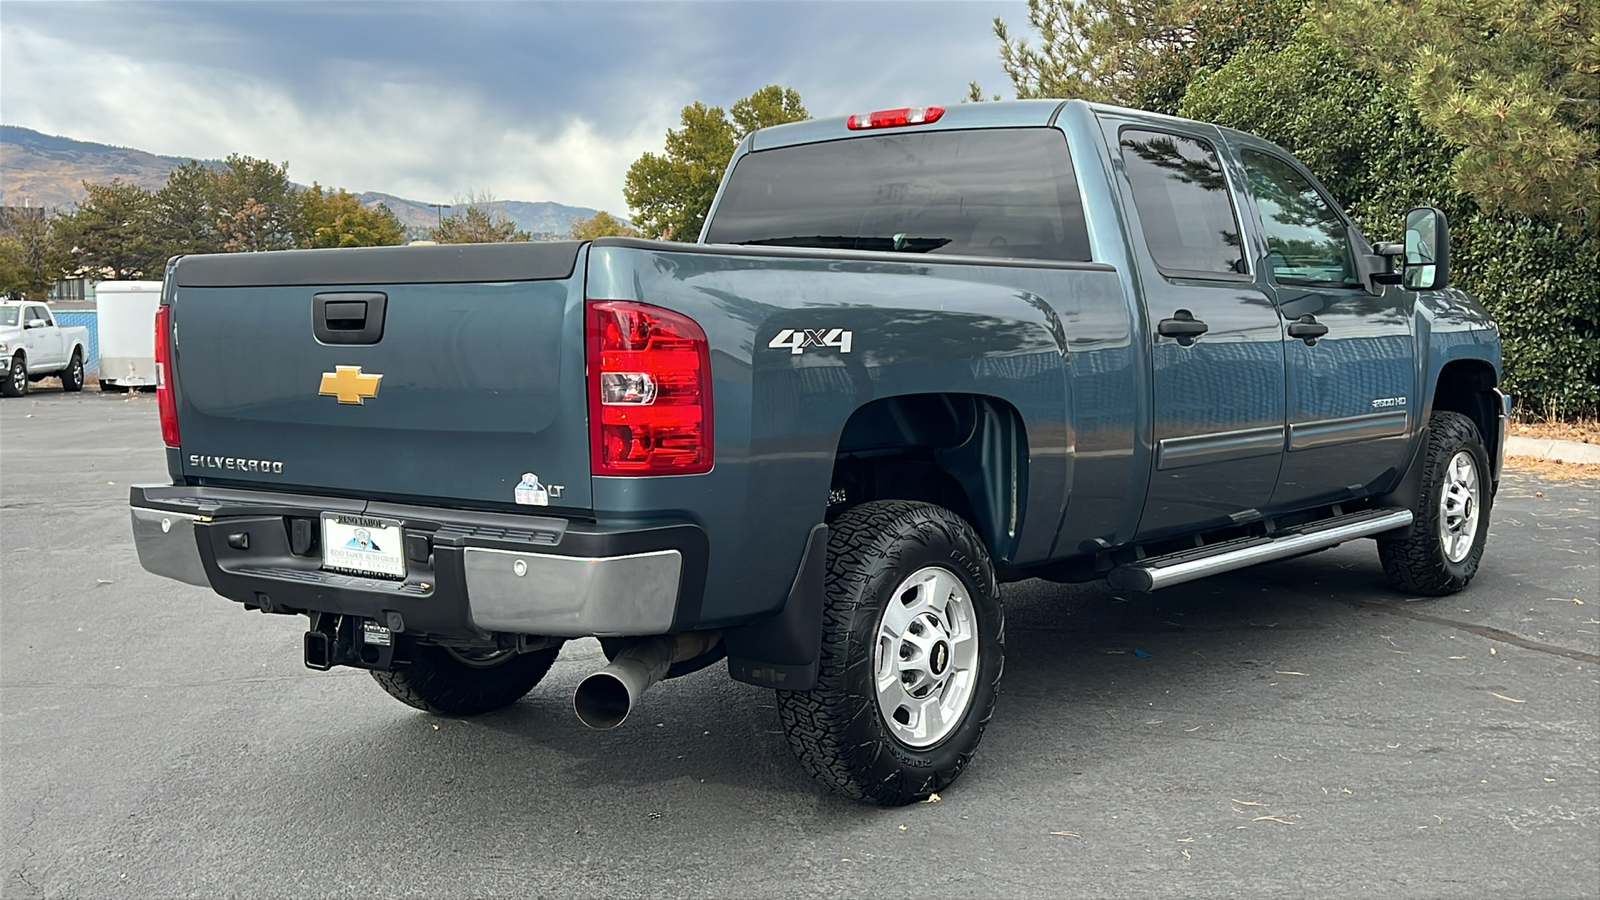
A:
1509,419,1600,445
1504,455,1600,481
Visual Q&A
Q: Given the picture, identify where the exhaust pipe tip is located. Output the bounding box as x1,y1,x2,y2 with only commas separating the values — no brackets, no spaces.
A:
572,632,722,730
574,670,635,730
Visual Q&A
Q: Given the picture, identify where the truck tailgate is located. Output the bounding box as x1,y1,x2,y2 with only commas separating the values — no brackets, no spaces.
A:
168,243,591,510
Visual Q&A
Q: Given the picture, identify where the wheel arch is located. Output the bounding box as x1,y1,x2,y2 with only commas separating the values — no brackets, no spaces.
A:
1428,358,1503,479
725,392,1029,693
1379,358,1504,528
829,392,1029,564
1430,359,1497,437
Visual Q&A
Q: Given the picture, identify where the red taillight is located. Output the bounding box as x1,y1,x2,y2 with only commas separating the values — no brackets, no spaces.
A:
846,106,945,130
586,300,713,476
155,304,179,447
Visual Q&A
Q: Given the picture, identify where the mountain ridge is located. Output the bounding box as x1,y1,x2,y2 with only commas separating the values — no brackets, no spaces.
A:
0,125,604,236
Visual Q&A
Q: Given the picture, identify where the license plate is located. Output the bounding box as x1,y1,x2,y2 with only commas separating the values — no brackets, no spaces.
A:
321,514,406,579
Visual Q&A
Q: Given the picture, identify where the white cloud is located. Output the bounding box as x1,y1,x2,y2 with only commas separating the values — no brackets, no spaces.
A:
2,2,1025,213
2,21,678,212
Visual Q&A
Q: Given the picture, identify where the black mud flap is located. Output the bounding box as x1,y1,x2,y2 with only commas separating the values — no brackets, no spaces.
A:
725,523,827,690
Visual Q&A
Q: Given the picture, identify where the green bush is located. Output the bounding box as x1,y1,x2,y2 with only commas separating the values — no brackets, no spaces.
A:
1453,216,1600,418
1182,27,1599,417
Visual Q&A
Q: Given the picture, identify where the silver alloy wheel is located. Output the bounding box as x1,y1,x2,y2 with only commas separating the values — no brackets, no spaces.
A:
10,359,24,393
1439,450,1481,563
872,565,980,748
445,646,516,668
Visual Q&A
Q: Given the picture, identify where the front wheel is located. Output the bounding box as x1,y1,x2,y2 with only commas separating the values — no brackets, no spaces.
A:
1378,410,1492,595
2,354,26,397
371,642,560,716
777,500,1004,805
60,350,84,392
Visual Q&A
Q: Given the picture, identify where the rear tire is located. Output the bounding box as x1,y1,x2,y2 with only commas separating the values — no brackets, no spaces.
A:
371,643,560,716
776,500,1004,805
2,354,26,397
60,350,84,392
1377,411,1491,595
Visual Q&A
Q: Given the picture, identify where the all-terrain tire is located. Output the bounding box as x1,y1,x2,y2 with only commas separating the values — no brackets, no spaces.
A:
776,500,1004,806
60,350,84,392
2,354,27,397
371,643,560,716
1377,410,1492,596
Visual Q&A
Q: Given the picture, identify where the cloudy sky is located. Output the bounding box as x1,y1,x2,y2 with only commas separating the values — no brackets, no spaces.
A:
2,0,1027,213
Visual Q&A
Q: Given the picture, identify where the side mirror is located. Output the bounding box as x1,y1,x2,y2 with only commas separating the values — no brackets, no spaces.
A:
24,318,45,329
1402,207,1449,291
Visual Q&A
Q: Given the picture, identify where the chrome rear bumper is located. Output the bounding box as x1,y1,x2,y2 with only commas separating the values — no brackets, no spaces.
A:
130,486,702,639
131,506,209,587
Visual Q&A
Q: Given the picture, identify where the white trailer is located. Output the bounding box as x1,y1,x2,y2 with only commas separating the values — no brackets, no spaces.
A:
95,281,163,390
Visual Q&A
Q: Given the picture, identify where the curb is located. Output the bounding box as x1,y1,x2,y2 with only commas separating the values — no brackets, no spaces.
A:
1505,435,1600,465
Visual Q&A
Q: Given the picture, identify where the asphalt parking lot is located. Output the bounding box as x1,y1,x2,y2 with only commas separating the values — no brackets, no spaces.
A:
3,388,1597,899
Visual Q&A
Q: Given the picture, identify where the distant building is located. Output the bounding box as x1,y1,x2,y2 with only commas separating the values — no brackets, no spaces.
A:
50,278,88,304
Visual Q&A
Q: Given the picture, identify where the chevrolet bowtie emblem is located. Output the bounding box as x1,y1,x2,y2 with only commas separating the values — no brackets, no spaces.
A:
319,365,382,404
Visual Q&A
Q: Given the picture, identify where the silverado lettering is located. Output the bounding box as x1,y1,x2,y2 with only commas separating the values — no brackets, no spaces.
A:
189,455,284,473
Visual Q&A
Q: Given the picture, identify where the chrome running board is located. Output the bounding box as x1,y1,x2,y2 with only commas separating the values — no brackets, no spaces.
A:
1107,508,1414,592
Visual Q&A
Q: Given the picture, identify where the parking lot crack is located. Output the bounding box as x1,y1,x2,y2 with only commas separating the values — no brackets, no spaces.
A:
1351,601,1600,665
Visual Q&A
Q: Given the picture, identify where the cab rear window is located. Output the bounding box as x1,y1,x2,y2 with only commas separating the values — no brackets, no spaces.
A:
705,128,1092,263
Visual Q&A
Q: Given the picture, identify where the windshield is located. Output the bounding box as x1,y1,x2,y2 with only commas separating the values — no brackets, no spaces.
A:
705,128,1092,263
0,307,18,327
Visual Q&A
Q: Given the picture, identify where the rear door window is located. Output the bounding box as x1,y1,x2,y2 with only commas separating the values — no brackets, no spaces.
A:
1118,129,1245,277
705,128,1092,262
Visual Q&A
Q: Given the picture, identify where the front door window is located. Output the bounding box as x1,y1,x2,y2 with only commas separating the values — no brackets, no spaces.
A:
1239,150,1356,288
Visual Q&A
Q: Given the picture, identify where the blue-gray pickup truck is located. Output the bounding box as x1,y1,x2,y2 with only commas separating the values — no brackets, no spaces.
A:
131,99,1507,804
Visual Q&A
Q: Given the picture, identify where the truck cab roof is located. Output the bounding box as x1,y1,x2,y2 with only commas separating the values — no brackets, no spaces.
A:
748,99,1073,152
743,98,1302,177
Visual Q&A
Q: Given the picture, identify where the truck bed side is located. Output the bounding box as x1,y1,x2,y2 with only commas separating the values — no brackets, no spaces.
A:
584,239,1137,626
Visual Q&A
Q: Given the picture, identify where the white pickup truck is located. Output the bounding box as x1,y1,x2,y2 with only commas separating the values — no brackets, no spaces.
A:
0,300,91,397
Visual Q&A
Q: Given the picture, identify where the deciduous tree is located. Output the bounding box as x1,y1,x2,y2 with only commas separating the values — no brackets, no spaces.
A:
297,185,406,248
624,85,809,241
0,208,68,299
568,211,640,240
212,154,297,252
428,193,530,243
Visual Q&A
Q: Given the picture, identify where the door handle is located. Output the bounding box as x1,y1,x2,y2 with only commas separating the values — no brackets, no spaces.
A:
1287,314,1329,345
313,292,387,345
1157,309,1209,346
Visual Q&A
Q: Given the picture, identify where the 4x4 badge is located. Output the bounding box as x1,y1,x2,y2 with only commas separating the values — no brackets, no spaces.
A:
319,365,382,404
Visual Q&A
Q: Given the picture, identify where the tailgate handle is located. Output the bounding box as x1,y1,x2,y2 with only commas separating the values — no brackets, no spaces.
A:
313,292,387,345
